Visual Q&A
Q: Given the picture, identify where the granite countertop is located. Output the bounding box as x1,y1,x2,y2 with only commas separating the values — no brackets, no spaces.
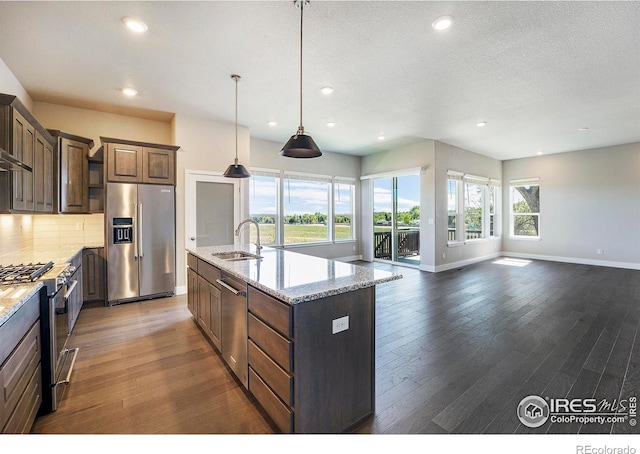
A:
0,282,43,327
0,243,103,328
187,244,402,304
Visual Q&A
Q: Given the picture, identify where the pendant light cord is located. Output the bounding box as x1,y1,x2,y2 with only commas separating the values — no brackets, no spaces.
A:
298,1,304,134
232,74,240,165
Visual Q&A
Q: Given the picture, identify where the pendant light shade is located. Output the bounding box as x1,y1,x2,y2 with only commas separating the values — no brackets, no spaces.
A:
224,74,251,178
280,0,322,159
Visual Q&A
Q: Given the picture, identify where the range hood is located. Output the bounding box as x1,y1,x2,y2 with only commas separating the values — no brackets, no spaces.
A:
0,147,32,172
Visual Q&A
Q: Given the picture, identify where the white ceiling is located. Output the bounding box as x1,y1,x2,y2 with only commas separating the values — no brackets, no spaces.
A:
0,1,639,160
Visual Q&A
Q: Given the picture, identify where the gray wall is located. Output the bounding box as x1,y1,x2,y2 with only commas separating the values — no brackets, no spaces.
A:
502,142,640,268
250,137,361,260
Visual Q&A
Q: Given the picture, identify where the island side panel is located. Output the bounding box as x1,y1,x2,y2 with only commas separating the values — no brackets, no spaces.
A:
293,286,375,433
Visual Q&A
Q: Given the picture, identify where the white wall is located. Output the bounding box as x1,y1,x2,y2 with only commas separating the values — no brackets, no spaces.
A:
361,140,436,269
502,142,640,269
0,57,32,111
435,141,503,270
250,137,361,260
173,114,250,290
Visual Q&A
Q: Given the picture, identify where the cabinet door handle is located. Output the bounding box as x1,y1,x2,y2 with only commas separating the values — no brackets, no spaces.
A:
216,278,246,297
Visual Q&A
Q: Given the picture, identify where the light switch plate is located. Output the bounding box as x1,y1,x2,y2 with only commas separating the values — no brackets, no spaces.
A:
332,315,349,334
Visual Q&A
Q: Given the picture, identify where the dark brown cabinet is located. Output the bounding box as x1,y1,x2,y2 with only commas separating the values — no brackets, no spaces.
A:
0,288,43,434
0,94,55,213
186,253,222,351
103,137,177,185
82,247,105,304
48,130,94,214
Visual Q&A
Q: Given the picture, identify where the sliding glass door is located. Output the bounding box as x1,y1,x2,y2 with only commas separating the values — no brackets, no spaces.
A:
372,174,420,265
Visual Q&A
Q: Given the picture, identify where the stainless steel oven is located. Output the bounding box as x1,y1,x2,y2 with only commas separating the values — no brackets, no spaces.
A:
0,260,81,413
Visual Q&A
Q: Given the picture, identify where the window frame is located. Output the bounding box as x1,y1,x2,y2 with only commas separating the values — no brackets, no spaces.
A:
249,168,357,247
509,178,540,240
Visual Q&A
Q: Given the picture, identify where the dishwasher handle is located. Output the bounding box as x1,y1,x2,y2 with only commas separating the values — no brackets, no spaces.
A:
216,278,247,297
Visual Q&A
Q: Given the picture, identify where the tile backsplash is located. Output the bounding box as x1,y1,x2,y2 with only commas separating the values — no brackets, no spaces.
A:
0,213,104,260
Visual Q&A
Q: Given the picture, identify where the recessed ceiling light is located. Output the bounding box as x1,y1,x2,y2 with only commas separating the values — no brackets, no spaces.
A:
267,120,278,126
432,15,454,31
378,135,385,141
578,127,590,131
121,87,138,97
320,86,334,95
537,151,544,155
326,121,336,128
122,17,148,33
476,121,487,128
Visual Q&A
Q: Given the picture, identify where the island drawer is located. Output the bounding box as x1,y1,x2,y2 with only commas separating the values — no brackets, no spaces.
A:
197,259,221,287
248,286,292,338
187,253,198,272
248,340,293,406
249,367,293,433
248,313,293,372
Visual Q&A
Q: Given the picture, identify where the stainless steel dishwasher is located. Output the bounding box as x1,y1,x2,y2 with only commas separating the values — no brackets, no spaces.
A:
217,271,248,388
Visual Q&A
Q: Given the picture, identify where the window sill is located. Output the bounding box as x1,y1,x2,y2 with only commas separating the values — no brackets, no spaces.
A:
464,238,489,244
509,236,540,241
447,241,464,247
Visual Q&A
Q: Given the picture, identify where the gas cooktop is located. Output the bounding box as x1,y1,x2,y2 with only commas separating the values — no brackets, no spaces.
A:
0,262,54,284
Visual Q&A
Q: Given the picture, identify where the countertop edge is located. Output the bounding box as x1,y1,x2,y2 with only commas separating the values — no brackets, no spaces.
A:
0,282,44,328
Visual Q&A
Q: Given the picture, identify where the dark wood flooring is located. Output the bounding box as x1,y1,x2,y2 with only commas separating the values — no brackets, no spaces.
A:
31,257,640,435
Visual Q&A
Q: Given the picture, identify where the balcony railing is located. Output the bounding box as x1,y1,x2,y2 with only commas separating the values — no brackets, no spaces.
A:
448,229,482,241
374,229,419,260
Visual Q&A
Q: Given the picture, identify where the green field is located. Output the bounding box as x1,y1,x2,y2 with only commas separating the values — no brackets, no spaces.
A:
249,224,352,244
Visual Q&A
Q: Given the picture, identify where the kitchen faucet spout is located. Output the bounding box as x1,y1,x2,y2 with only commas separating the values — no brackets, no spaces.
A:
234,219,262,255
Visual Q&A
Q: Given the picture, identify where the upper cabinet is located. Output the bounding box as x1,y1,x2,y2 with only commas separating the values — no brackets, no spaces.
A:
103,137,178,185
0,94,56,214
48,130,94,214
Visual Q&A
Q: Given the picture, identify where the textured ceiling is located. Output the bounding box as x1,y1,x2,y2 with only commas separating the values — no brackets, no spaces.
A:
0,1,639,160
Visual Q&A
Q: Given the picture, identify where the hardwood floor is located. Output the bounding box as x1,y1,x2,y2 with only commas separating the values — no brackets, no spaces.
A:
31,257,640,434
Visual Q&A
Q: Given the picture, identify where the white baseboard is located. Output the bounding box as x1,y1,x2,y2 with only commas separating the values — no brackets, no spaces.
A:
175,285,187,295
433,252,503,273
502,252,640,271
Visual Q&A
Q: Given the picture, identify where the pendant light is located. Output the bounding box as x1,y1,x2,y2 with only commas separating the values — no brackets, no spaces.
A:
223,74,251,178
280,0,322,158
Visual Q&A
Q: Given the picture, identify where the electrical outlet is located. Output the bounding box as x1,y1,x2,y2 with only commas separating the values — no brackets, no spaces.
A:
352,245,356,251
596,249,604,255
442,252,446,259
75,222,84,231
332,316,349,334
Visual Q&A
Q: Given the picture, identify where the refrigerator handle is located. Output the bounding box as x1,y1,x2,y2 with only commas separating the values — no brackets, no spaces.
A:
138,203,144,258
133,203,138,259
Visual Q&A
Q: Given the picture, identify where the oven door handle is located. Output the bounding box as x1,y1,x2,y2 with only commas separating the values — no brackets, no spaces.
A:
57,347,80,386
62,279,78,303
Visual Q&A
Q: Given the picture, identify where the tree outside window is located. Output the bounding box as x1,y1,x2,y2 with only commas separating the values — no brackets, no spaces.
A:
511,181,540,237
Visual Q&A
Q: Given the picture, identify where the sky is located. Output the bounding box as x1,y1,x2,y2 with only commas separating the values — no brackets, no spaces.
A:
373,174,420,213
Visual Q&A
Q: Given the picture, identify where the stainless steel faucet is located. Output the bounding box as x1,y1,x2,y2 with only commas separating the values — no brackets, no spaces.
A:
234,219,262,255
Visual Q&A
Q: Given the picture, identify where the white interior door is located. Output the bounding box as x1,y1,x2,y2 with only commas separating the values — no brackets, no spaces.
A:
185,171,241,249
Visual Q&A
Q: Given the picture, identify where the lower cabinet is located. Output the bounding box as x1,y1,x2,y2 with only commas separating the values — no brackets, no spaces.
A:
186,254,222,351
82,247,105,304
0,288,44,434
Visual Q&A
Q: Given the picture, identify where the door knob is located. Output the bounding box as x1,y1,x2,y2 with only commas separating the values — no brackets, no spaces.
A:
190,236,196,241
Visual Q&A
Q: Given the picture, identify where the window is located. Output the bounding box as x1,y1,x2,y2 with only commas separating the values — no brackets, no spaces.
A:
464,181,484,240
283,175,331,244
249,171,280,245
334,178,355,241
250,169,354,246
510,178,540,238
447,172,462,243
488,181,500,238
448,171,500,243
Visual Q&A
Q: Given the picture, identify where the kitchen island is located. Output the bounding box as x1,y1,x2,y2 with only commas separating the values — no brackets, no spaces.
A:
186,245,401,434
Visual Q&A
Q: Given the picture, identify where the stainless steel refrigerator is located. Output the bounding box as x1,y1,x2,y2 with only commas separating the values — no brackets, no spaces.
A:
106,183,176,305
